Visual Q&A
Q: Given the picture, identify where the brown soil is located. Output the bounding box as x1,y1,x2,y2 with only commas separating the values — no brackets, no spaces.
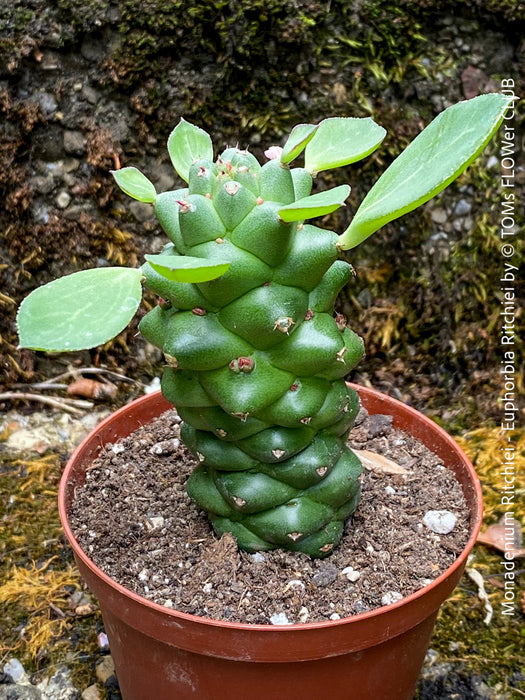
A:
68,408,470,625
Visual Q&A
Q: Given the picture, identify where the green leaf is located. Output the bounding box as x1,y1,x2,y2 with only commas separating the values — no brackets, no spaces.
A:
17,267,143,352
144,254,230,283
167,118,214,183
111,167,157,202
280,123,318,164
304,117,386,175
278,185,350,223
339,93,511,250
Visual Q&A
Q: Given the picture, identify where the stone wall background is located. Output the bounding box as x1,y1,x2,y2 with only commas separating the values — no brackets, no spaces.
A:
1,0,523,424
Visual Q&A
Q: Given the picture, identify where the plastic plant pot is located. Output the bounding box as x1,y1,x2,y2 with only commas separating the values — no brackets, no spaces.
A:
59,385,482,700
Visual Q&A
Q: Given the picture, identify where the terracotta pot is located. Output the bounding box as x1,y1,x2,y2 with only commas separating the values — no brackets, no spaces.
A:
59,386,482,700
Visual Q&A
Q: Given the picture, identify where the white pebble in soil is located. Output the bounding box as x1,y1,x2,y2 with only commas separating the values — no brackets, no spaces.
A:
270,612,291,625
341,566,361,582
423,510,457,534
381,591,403,606
286,579,305,590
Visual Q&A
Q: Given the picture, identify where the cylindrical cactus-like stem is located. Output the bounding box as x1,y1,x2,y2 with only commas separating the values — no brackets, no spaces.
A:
139,149,364,558
16,100,510,557
18,98,509,557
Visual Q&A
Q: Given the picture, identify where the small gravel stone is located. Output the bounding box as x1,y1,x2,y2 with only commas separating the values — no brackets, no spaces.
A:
31,174,54,194
423,510,457,534
64,158,80,173
381,591,404,606
312,562,338,587
3,658,25,682
270,612,290,625
46,161,65,179
462,216,473,232
37,92,58,117
81,685,101,700
0,685,41,699
82,85,99,104
287,579,305,590
38,666,78,699
111,443,125,454
97,632,109,649
430,207,448,224
149,438,180,455
56,191,71,209
352,600,370,614
95,656,115,684
33,204,50,224
454,198,472,216
366,413,393,438
63,130,87,155
341,566,361,582
145,515,165,531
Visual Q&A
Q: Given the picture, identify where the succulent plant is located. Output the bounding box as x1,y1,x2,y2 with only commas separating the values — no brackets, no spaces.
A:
18,94,509,557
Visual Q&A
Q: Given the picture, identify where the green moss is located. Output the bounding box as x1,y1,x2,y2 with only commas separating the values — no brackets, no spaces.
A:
0,6,34,31
423,586,525,693
414,0,525,23
105,0,434,134
422,425,525,695
0,450,102,681
55,0,113,30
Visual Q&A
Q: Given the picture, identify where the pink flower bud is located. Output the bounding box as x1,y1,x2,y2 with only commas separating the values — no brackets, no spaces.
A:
264,146,283,160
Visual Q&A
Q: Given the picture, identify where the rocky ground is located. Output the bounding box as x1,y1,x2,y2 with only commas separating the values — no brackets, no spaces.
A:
1,0,524,698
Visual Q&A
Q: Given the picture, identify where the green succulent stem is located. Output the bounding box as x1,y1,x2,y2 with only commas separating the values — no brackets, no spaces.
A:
17,94,510,557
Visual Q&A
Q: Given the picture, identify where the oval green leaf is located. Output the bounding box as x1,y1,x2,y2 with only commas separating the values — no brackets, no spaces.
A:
339,93,511,250
17,267,143,351
280,123,318,165
111,167,157,202
168,118,214,183
304,117,386,175
278,184,350,223
144,254,230,283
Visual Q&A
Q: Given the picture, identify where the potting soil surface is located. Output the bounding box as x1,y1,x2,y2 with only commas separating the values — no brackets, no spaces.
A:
69,408,470,625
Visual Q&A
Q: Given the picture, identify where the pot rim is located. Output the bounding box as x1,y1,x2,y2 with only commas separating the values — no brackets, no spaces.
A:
59,384,482,634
